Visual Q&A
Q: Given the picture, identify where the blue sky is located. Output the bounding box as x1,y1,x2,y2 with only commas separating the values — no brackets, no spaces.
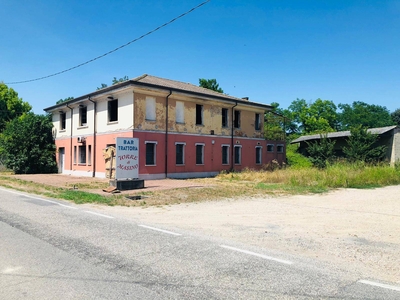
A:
1,0,399,114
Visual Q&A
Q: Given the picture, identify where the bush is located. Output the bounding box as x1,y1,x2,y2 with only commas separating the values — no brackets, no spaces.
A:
286,144,312,169
306,134,336,168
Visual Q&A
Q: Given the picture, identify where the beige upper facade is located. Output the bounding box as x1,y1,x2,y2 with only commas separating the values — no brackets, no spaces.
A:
46,74,272,140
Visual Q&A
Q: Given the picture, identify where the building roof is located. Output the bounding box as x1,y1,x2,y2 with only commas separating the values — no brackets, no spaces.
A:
44,74,272,112
290,125,398,144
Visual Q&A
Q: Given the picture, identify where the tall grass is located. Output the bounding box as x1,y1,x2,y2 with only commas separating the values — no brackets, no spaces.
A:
218,162,400,190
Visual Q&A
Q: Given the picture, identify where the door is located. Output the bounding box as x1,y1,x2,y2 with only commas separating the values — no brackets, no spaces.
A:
58,147,65,173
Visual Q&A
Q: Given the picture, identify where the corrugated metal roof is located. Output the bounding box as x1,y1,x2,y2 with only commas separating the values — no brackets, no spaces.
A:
290,126,398,144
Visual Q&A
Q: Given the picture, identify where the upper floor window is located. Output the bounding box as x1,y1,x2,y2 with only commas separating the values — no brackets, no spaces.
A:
255,113,261,130
222,108,228,127
146,97,156,121
234,110,241,128
60,111,66,130
79,106,87,126
176,101,184,123
196,104,203,125
108,99,118,122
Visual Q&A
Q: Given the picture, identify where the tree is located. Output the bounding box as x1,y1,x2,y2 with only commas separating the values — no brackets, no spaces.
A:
0,113,57,174
97,76,129,90
287,98,338,134
343,126,387,163
199,79,224,93
56,97,74,104
264,102,288,140
0,83,32,132
338,101,394,130
306,134,336,168
391,108,400,126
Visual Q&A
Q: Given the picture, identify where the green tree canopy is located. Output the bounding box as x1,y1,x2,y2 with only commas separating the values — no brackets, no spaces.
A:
338,101,394,130
287,98,338,134
199,78,224,93
97,76,129,90
56,97,74,104
0,113,57,174
343,125,387,163
0,83,32,132
391,108,400,126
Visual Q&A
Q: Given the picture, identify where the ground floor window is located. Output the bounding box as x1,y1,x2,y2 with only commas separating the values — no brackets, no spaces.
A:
176,143,185,165
79,145,86,164
145,142,157,165
234,145,241,165
73,146,77,164
277,144,284,153
256,146,262,164
196,143,204,165
267,144,274,152
222,145,229,165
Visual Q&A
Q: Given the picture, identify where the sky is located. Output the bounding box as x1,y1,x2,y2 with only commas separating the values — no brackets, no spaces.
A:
1,0,400,114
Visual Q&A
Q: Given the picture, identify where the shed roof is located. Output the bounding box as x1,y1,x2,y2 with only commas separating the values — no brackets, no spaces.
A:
290,125,398,144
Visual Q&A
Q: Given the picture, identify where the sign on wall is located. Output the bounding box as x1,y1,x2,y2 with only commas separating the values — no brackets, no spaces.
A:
115,137,139,180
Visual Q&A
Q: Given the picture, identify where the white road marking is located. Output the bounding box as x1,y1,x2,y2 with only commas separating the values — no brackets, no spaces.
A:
84,211,114,219
220,245,293,265
138,224,182,236
0,188,77,209
358,280,400,292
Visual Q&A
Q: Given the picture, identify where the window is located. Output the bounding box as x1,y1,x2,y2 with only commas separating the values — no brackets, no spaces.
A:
196,143,204,164
277,144,284,153
108,99,118,122
222,145,229,165
145,97,156,121
175,143,185,165
196,104,203,125
79,106,87,126
234,110,241,128
176,101,184,123
256,147,262,164
73,146,77,164
79,145,86,164
222,108,228,127
88,145,92,165
234,145,241,164
60,112,66,130
267,144,274,152
255,113,261,130
145,142,156,165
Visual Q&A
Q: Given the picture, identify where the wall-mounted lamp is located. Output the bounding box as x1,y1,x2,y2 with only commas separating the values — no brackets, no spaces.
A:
107,96,114,100
78,104,85,108
59,111,64,114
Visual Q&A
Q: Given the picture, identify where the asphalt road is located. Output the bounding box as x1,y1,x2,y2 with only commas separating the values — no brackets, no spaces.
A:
0,187,399,299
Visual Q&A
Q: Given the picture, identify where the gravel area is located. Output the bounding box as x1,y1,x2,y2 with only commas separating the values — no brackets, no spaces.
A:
99,185,400,284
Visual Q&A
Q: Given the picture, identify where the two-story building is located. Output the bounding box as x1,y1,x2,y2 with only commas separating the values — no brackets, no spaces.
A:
44,74,286,179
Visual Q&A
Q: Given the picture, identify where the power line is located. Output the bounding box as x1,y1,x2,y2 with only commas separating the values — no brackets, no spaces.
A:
6,0,210,85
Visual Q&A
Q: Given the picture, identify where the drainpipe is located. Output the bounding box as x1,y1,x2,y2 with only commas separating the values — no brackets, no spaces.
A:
66,104,73,170
88,97,97,178
165,90,172,178
231,101,238,171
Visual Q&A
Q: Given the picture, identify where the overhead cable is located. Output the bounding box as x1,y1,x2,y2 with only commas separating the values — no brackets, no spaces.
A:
5,0,210,85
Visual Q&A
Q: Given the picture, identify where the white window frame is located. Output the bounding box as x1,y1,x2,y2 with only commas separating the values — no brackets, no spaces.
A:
195,143,205,165
255,146,262,165
145,96,156,121
175,142,186,165
234,145,242,165
145,141,157,166
221,144,230,165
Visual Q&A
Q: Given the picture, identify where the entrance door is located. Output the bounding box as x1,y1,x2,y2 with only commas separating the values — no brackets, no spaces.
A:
58,147,65,173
